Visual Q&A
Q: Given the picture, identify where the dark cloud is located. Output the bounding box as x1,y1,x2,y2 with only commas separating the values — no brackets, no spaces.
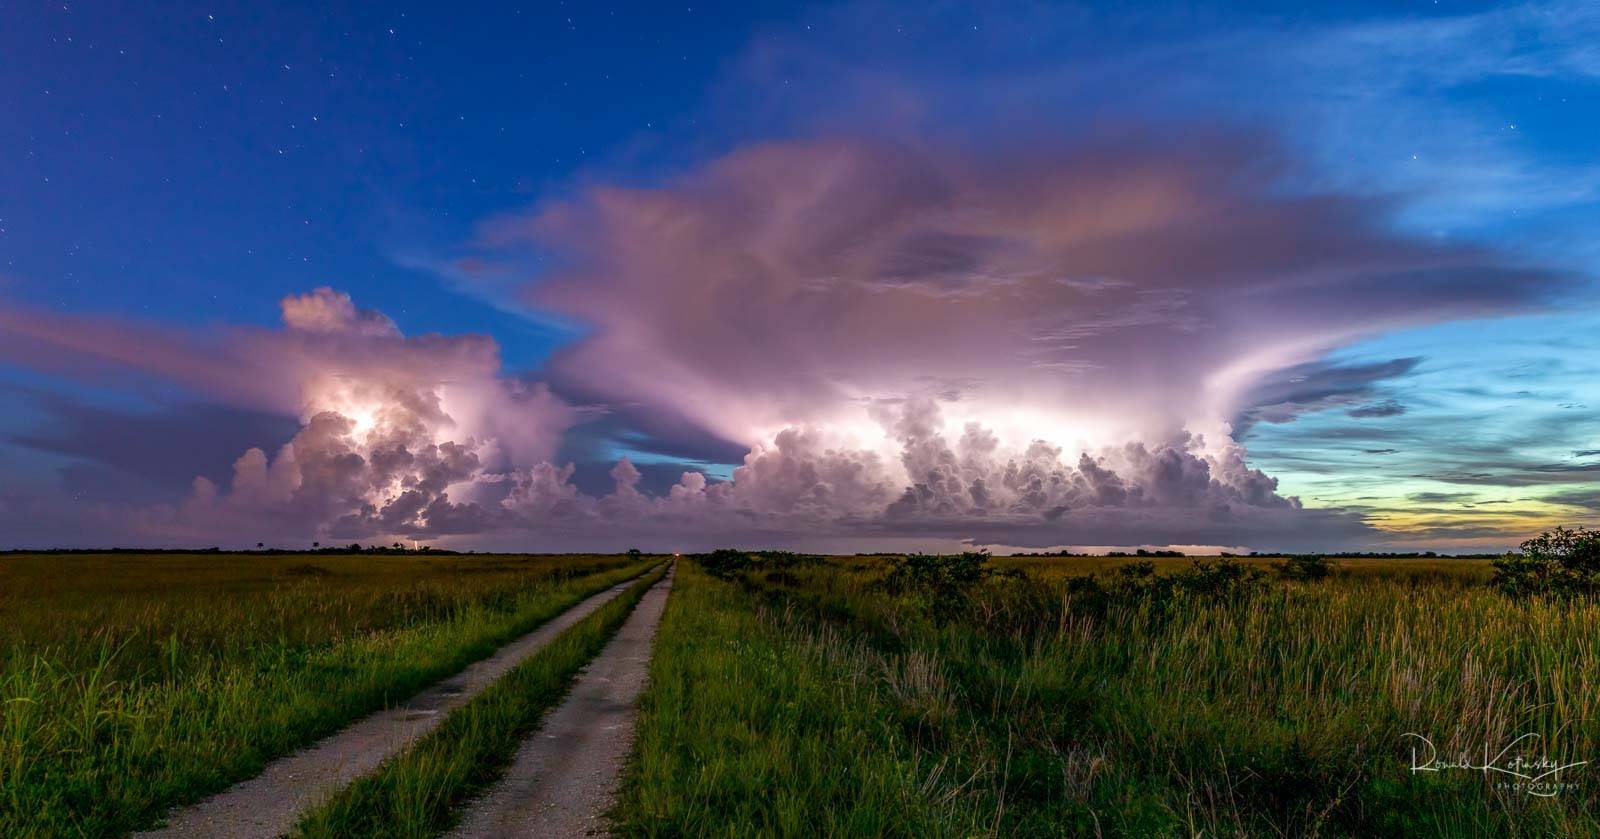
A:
1544,488,1600,511
1347,399,1407,419
54,463,175,506
0,487,143,549
5,388,299,497
1412,462,1600,487
1234,357,1421,435
1384,521,1545,541
1407,491,1476,503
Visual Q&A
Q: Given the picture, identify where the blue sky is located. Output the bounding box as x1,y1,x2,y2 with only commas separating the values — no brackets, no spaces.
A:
2,1,1596,550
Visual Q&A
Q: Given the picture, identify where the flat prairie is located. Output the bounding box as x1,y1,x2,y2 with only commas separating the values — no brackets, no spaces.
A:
0,551,648,836
614,552,1596,837
4,550,1592,838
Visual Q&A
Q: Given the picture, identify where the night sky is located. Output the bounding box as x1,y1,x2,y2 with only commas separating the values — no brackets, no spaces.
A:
2,1,1597,552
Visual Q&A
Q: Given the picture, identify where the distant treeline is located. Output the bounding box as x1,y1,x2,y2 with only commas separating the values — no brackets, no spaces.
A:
1238,550,1504,559
1,545,463,555
4,546,1507,559
959,549,1507,559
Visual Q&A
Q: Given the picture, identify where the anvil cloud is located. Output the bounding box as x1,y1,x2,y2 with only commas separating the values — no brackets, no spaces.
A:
511,134,1556,453
0,128,1565,551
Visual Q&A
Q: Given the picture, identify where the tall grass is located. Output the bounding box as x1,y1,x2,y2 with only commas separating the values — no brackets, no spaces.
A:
0,553,650,837
611,562,997,837
619,557,1600,837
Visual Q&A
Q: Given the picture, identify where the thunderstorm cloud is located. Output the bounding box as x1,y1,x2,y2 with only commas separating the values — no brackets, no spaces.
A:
0,127,1568,551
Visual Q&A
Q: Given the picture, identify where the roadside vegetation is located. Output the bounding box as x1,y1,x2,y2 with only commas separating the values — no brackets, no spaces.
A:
0,552,650,837
612,560,996,835
8,535,1598,837
1492,525,1600,599
293,563,668,838
615,540,1600,837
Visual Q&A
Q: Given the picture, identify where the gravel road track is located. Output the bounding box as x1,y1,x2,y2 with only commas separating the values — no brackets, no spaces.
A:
137,573,650,839
447,565,675,838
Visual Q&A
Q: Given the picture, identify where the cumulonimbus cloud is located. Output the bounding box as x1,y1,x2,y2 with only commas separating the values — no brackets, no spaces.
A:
0,127,1568,551
1,283,1363,549
484,132,1562,450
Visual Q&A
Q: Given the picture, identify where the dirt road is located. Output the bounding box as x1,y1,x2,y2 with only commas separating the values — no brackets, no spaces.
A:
137,573,650,839
447,564,675,838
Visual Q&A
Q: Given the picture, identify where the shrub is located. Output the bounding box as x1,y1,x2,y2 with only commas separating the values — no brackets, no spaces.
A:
1179,558,1266,597
696,549,754,580
878,551,1009,618
1274,554,1332,581
753,550,824,570
1492,526,1600,599
694,549,822,582
1066,558,1265,615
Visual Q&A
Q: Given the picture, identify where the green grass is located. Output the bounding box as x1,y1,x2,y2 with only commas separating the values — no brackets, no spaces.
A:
294,563,670,838
0,552,653,837
611,562,997,837
8,551,1591,837
615,556,1600,837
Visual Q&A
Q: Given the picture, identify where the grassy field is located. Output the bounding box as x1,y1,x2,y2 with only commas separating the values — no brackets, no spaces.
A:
0,552,650,837
612,560,997,836
613,553,1597,837
5,549,1591,837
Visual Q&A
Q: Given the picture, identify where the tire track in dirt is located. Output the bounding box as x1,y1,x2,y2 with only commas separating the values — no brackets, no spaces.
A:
447,564,675,838
137,571,653,839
